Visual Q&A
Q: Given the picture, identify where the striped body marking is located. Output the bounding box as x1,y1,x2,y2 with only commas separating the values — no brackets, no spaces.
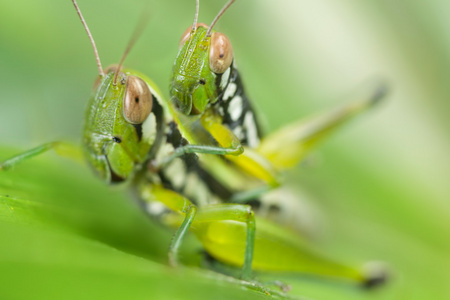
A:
213,64,262,148
143,120,233,219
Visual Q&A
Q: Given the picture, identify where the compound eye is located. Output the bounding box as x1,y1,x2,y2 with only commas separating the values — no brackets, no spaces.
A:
179,23,209,48
209,32,233,74
123,76,153,124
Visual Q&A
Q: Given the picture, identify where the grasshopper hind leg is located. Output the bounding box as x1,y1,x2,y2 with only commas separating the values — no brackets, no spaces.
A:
201,251,292,294
139,184,256,280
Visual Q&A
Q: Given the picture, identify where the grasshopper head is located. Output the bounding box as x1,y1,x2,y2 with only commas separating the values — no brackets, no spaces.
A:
83,69,164,184
170,2,235,116
72,0,163,184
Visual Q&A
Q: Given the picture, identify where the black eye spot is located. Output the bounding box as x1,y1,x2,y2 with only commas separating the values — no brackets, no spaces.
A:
199,79,206,85
135,97,139,103
112,137,122,143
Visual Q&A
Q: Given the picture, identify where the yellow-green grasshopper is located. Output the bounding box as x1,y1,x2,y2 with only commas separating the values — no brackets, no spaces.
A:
168,0,388,286
0,0,386,291
169,0,386,191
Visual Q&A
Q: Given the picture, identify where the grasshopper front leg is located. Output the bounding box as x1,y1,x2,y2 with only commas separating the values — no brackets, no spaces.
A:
139,184,256,280
151,111,279,186
152,143,243,171
200,109,244,155
199,110,280,187
0,141,81,171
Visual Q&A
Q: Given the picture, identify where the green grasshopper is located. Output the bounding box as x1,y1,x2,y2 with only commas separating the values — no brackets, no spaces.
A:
169,0,386,193
168,0,388,286
0,0,386,291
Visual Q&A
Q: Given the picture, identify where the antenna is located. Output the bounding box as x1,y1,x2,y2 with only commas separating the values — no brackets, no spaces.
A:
206,0,235,37
192,0,200,30
72,0,104,77
113,8,151,85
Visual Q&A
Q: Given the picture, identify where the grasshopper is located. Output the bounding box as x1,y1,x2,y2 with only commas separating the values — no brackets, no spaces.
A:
169,0,386,190
0,0,387,291
168,0,388,287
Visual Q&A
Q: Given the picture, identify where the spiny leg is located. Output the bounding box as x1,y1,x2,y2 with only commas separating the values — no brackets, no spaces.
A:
158,109,279,186
139,184,256,280
169,205,197,267
258,81,388,170
199,110,280,186
194,204,256,280
157,109,245,166
153,144,280,188
0,141,81,171
152,143,244,170
150,111,246,170
139,184,196,267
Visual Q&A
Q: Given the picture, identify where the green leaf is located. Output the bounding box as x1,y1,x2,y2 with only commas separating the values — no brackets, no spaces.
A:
0,148,280,300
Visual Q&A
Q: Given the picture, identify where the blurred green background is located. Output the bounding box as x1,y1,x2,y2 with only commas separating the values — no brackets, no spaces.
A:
0,0,449,299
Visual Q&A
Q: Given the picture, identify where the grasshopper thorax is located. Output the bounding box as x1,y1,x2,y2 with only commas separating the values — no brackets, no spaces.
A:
83,69,163,184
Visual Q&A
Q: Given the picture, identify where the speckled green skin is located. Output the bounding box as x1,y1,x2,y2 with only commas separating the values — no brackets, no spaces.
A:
82,71,155,183
170,26,217,115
